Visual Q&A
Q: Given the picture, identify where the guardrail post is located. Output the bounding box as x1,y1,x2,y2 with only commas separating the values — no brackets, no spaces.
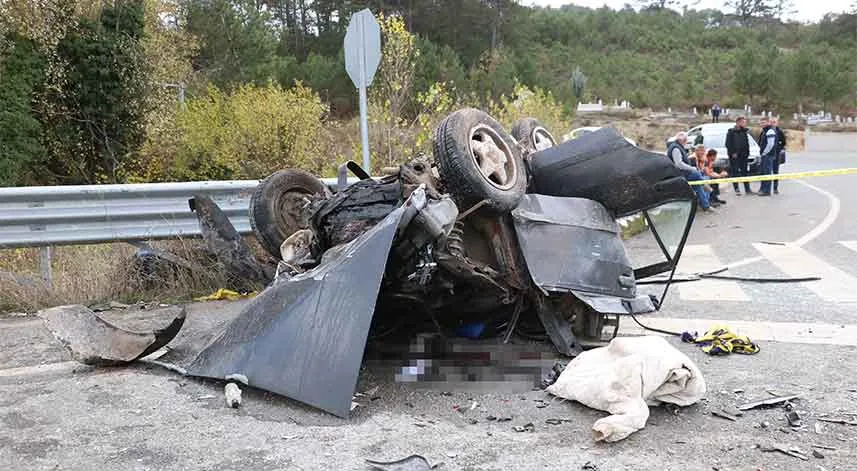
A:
39,246,52,287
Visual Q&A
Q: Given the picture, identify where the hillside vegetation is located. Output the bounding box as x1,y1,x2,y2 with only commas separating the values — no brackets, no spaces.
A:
1,0,855,186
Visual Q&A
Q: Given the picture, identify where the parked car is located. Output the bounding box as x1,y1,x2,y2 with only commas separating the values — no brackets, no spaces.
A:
565,126,637,147
667,123,760,172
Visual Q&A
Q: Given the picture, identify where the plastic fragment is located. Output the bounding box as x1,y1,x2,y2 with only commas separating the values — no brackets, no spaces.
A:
225,383,242,408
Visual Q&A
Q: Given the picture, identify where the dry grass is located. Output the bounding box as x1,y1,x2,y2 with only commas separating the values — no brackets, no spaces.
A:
0,239,232,314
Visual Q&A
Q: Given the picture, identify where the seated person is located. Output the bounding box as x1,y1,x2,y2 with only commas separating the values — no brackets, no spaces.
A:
698,148,727,205
668,134,713,212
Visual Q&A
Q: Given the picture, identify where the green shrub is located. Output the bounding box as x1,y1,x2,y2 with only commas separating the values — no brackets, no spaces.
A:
142,82,327,181
490,83,574,139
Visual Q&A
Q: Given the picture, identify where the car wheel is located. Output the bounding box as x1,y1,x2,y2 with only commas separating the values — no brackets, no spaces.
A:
249,169,329,259
511,117,557,154
433,108,526,213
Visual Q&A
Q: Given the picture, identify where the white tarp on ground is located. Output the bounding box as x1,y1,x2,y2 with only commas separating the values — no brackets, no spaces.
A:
546,336,706,442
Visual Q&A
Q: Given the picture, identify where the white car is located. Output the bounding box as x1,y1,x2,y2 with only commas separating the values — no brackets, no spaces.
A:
565,126,638,147
667,123,760,172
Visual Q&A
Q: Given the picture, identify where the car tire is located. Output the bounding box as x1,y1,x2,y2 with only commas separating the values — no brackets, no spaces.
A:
511,118,557,154
249,169,329,259
433,108,526,213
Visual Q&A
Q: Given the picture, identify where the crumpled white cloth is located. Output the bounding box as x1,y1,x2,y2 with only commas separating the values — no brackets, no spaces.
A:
546,335,706,442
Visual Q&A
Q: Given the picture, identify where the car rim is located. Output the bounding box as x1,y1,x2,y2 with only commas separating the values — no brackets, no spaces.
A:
468,125,517,190
531,126,555,151
274,191,312,237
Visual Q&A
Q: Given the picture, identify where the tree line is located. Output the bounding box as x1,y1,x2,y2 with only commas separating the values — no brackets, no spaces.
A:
1,0,855,187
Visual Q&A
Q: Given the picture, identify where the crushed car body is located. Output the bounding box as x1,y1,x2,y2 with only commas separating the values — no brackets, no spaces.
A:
40,109,697,418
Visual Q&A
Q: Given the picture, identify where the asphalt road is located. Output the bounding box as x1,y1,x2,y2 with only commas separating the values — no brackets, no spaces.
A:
1,146,856,471
633,150,857,325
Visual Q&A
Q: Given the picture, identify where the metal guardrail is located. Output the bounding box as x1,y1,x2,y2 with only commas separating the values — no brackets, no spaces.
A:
0,177,352,249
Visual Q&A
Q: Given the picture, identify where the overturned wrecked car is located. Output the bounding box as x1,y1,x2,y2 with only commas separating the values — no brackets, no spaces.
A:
43,108,698,418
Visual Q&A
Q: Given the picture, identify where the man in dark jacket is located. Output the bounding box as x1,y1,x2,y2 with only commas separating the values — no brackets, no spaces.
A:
725,116,753,195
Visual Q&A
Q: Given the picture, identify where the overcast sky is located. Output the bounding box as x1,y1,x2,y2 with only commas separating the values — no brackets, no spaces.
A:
523,1,854,23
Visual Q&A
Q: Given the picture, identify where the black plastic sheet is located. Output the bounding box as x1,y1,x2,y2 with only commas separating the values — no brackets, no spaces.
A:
186,203,406,417
527,127,695,217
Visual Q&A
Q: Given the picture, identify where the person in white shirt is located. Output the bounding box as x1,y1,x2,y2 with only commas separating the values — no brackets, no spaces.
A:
756,117,778,196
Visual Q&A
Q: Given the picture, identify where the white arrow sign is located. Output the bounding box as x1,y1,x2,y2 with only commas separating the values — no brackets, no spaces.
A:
344,9,381,171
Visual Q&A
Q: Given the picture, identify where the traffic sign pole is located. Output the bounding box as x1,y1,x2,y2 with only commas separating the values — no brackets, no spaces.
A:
357,17,370,172
358,85,370,172
344,9,381,174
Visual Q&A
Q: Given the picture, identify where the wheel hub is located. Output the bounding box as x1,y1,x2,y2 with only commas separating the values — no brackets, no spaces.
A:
469,125,516,190
532,127,555,151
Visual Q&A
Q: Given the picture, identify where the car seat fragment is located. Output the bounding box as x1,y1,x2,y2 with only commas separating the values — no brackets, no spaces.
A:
527,127,694,217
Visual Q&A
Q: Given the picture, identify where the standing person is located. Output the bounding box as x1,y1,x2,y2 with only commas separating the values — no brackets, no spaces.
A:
771,117,787,194
700,148,728,205
725,116,753,195
757,117,778,196
711,103,722,123
667,133,713,212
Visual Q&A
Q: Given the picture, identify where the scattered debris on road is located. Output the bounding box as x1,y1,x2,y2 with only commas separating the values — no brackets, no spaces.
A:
224,382,242,408
786,410,802,427
737,394,800,411
513,422,535,432
681,325,760,355
546,336,706,442
816,417,857,426
195,288,257,302
37,304,186,366
758,443,809,460
711,409,738,421
365,454,439,471
581,461,600,471
812,444,837,450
